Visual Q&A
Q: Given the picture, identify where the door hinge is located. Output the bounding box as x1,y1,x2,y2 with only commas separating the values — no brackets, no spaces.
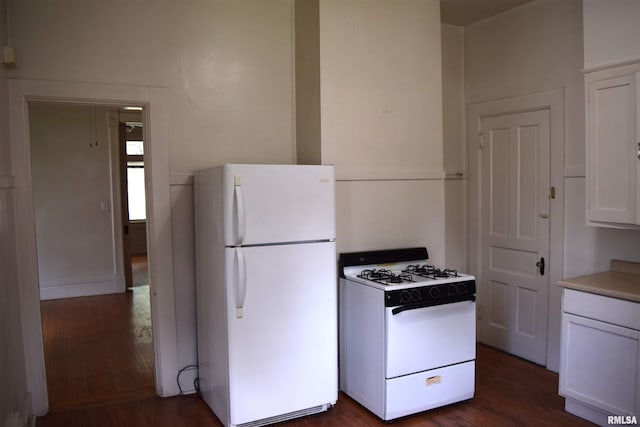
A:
550,186,556,199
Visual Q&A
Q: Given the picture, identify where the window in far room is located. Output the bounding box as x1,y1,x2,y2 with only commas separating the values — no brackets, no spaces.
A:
125,138,146,221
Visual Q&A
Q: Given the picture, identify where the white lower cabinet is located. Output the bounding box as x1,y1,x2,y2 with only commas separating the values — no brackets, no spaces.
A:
560,289,640,426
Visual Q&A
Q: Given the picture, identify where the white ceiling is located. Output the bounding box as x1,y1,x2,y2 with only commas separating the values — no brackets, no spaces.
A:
440,0,535,26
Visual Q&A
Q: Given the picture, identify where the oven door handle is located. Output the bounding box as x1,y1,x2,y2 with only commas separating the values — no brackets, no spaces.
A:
391,295,476,315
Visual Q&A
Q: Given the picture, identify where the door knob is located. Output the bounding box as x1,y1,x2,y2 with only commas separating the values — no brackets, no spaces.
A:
536,257,545,276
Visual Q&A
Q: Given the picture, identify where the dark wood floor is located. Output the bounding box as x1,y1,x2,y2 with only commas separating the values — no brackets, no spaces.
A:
40,285,155,412
37,284,595,426
131,254,149,288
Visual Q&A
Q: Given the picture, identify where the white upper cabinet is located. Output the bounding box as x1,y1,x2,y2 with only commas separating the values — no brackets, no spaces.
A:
583,0,640,71
585,63,640,228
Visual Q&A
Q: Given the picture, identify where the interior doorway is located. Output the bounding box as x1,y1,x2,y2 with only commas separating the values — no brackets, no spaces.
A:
478,108,550,366
119,118,149,290
29,102,155,411
467,88,565,372
11,79,177,416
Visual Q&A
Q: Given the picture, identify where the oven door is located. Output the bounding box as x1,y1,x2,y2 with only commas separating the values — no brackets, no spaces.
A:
385,299,476,379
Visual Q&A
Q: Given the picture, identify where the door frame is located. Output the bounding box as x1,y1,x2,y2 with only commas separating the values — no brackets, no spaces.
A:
119,121,133,289
479,109,551,365
9,79,179,415
467,88,565,371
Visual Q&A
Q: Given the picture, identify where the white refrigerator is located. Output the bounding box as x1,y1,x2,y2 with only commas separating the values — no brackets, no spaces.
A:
194,164,338,427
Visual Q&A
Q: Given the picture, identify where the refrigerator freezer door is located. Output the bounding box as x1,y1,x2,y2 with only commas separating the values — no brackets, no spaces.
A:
234,247,247,318
223,164,335,246
224,241,338,426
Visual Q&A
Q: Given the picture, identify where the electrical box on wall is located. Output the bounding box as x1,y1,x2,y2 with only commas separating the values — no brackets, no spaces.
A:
3,46,15,65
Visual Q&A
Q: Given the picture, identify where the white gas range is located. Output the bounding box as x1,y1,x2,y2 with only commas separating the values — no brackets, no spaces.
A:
339,247,476,421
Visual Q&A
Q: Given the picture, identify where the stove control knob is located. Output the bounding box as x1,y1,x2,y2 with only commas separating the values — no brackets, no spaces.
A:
411,289,421,302
448,285,459,296
429,287,440,298
400,290,411,304
457,283,467,294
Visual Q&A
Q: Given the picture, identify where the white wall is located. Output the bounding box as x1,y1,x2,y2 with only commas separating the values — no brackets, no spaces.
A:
10,0,296,173
295,0,321,165
442,23,467,272
167,0,296,171
564,178,640,278
442,24,466,175
169,177,198,393
30,105,122,299
335,180,445,264
465,0,640,372
320,0,442,173
318,0,445,261
465,0,585,173
583,0,640,69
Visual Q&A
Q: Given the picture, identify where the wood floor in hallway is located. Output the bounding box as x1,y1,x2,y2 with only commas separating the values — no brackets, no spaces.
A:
130,254,149,288
40,285,155,413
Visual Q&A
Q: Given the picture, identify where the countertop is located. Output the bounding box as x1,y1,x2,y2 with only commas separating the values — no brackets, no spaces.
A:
558,259,640,303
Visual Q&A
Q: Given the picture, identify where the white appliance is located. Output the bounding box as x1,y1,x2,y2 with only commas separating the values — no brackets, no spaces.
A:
339,247,476,421
194,164,338,427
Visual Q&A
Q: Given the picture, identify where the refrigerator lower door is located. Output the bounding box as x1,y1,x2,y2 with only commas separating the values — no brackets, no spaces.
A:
225,241,337,426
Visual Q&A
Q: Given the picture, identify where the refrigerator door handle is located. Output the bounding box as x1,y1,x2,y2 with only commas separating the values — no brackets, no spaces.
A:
234,176,246,245
235,247,247,318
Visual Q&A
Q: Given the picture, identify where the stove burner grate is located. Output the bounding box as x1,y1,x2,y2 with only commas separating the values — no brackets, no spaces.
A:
357,269,414,285
403,264,459,280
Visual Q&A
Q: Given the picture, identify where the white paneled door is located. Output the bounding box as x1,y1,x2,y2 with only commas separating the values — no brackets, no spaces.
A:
479,109,550,365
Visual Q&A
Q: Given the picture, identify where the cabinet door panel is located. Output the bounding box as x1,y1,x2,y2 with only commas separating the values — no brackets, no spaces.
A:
560,313,640,415
587,74,637,224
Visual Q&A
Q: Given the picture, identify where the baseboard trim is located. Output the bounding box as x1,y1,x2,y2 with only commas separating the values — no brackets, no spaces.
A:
114,273,126,293
564,398,608,426
39,277,122,300
177,368,198,395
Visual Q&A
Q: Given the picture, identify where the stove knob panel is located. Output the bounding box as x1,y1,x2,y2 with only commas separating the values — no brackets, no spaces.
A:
400,290,411,304
429,287,440,298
